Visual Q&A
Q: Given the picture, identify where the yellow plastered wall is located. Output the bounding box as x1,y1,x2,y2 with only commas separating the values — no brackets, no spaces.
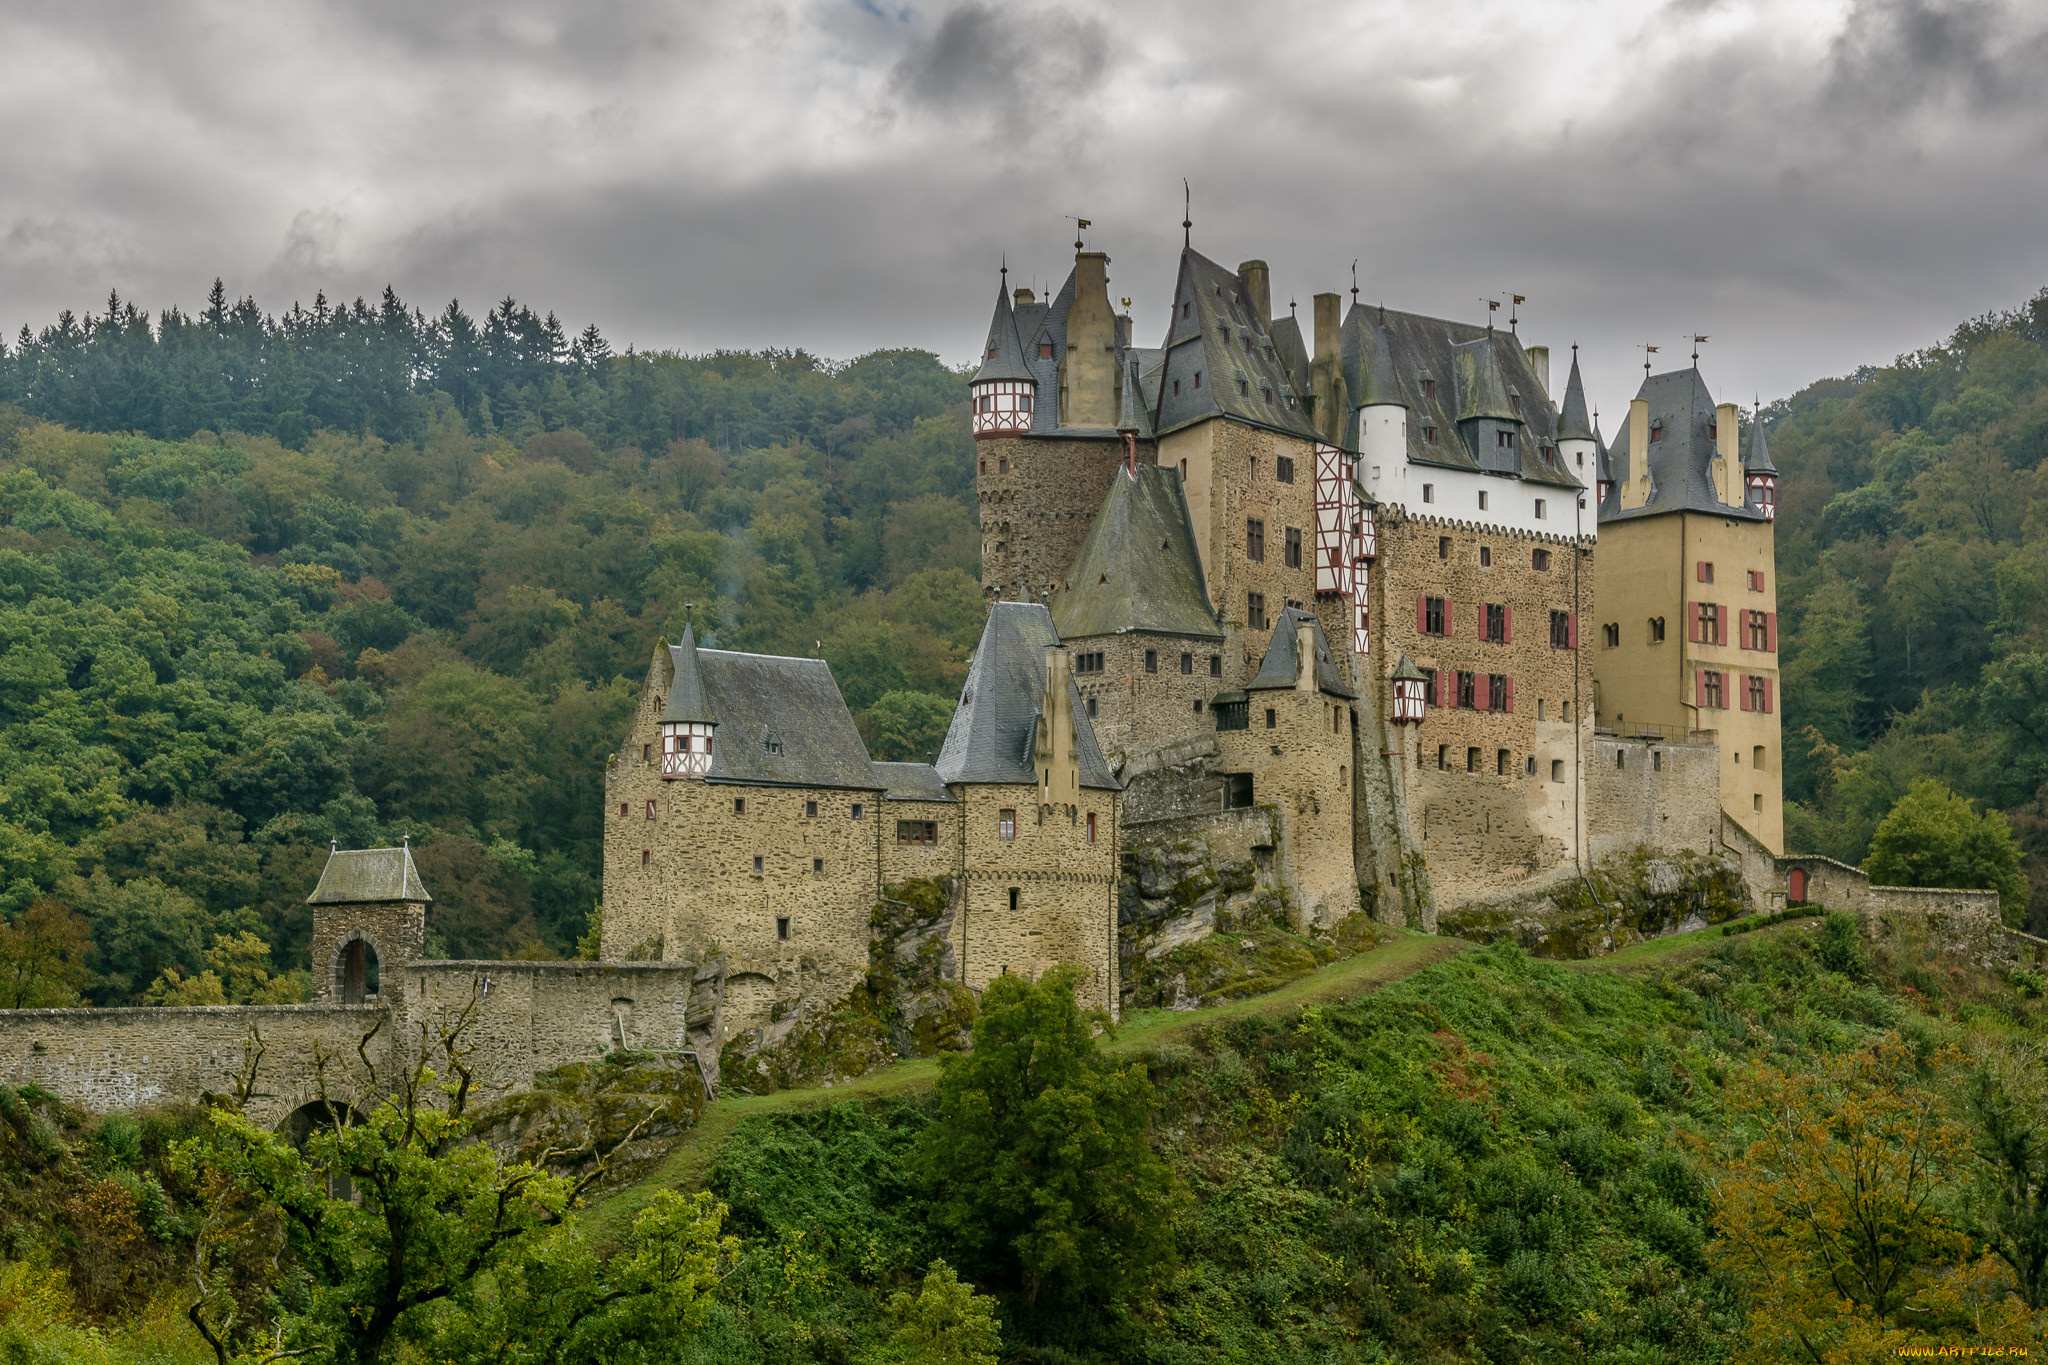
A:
1592,510,1782,854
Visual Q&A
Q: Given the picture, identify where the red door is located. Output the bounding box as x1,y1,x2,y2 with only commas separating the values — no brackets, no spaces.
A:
1788,869,1807,904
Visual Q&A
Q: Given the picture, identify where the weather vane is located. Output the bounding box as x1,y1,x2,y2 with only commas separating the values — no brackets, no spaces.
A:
1066,216,1091,251
1690,333,1709,365
1642,343,1659,376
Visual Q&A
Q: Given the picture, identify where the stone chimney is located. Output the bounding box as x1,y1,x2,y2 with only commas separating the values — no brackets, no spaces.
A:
1527,345,1550,400
1037,646,1079,799
1059,252,1117,429
1295,619,1317,693
1310,292,1348,444
1237,260,1271,328
1715,401,1741,504
1622,396,1651,510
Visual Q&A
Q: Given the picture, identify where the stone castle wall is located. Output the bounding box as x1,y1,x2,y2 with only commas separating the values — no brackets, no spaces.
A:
1067,632,1225,765
977,434,1132,604
1586,733,1721,859
1215,686,1357,929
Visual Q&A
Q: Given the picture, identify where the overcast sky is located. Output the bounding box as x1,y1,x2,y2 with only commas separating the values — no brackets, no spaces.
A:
4,0,2047,418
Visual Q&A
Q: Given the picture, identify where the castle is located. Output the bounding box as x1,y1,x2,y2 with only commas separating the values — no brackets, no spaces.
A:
601,231,1786,1026
0,230,1861,1131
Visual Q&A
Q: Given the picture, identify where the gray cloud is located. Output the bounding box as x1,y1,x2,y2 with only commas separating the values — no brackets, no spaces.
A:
4,0,2048,418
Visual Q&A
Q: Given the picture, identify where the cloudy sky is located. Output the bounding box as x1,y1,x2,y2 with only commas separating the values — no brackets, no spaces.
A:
4,0,2047,415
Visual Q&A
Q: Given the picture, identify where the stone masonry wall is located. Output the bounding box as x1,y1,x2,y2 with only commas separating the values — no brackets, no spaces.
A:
310,899,425,1002
879,798,963,886
1216,686,1358,929
1372,509,1594,909
1068,631,1226,766
978,434,1133,604
1586,733,1721,859
952,784,1121,1015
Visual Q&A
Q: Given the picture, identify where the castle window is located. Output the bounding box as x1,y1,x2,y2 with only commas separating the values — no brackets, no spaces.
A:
1284,527,1302,568
979,459,986,474
645,800,657,819
1009,887,1020,913
1697,560,1715,583
777,916,791,940
1485,604,1506,642
1247,592,1268,630
1488,675,1508,712
1745,609,1770,650
1194,373,1202,388
1039,341,1052,359
1747,675,1772,712
1425,671,1438,706
642,743,652,761
1616,750,1625,769
805,799,817,818
1146,649,1158,673
1436,744,1448,769
1654,750,1663,770
1423,377,1436,398
1221,327,1231,342
1478,491,1489,511
1183,302,1190,318
1466,747,1480,772
1210,654,1222,676
1214,698,1248,730
1075,651,1105,673
1602,623,1620,648
1086,812,1097,843
1438,537,1450,560
1708,421,1717,438
1423,596,1446,636
1550,610,1574,649
1479,545,1492,566
1754,744,1767,768
1180,652,1193,674
733,797,746,814
1651,422,1664,442
898,821,937,844
1423,483,1435,503
851,803,864,820
1224,773,1255,809
640,849,650,867
1265,345,1274,360
998,456,1008,474
1534,499,1546,519
752,855,764,873
1193,699,1203,713
1174,380,1181,397
1533,548,1551,571
618,802,628,817
1702,670,1726,709
1247,519,1265,561
1239,380,1249,396
1576,451,1584,466
1510,392,1521,414
1276,455,1295,483
1552,759,1564,782
813,857,824,874
999,809,1016,840
1650,616,1666,643
1087,697,1097,718
1265,707,1277,729
1497,431,1512,449
1497,749,1511,775
1696,602,1721,645
1457,671,1475,708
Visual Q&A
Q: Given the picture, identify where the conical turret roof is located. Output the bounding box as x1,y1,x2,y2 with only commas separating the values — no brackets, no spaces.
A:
1116,358,1155,438
1745,407,1778,475
1556,349,1595,442
970,277,1033,384
1357,320,1404,408
658,623,716,724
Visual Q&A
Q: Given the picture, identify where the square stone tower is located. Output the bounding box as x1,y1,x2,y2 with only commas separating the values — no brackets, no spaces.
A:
306,842,431,1004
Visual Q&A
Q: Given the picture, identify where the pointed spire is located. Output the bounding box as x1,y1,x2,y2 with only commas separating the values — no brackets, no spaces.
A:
1116,358,1154,439
1556,343,1595,442
1182,178,1192,249
1358,321,1404,408
1745,400,1778,475
660,622,716,724
970,273,1032,384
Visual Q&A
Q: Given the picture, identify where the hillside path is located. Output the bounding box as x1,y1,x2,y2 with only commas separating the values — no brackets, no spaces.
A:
581,929,1466,1244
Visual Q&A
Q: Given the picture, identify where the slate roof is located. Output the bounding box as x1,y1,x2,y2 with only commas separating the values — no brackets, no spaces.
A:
1116,358,1156,438
1356,318,1403,408
970,280,1033,385
663,634,881,790
1340,303,1583,490
1556,350,1596,443
874,762,954,802
1049,464,1221,641
657,623,716,723
935,602,1120,791
307,845,431,904
1746,409,1777,476
1269,311,1314,399
1246,606,1356,699
1152,248,1321,441
1600,369,1769,524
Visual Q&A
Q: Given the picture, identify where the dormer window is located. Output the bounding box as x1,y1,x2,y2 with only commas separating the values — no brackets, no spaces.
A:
1182,302,1190,318
1425,426,1438,444
1194,373,1202,388
1422,376,1436,398
987,345,996,358
1264,345,1274,361
762,731,784,757
1708,421,1717,438
1238,379,1249,396
1497,431,1515,449
1221,327,1231,343
1650,421,1664,442
1509,390,1521,415
1039,341,1053,359
1263,388,1273,404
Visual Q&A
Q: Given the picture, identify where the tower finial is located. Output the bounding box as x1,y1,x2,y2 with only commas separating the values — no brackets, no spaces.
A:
1691,333,1708,365
1351,260,1359,302
1000,253,1007,281
1182,179,1191,249
1511,294,1525,333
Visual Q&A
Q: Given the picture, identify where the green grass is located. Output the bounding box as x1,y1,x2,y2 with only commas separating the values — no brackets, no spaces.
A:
580,929,1462,1246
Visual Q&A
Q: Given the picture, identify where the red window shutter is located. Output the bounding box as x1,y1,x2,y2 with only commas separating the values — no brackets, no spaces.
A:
1445,601,1454,636
1567,614,1578,649
1764,677,1774,713
1716,604,1727,644
1474,674,1489,710
1739,675,1752,711
1437,670,1449,706
1696,560,1708,582
1504,677,1514,712
1417,596,1427,634
1688,602,1701,644
1694,669,1705,708
1503,606,1513,644
1765,612,1777,652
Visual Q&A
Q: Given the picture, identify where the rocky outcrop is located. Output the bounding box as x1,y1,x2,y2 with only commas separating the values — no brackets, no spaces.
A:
1436,845,1750,958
